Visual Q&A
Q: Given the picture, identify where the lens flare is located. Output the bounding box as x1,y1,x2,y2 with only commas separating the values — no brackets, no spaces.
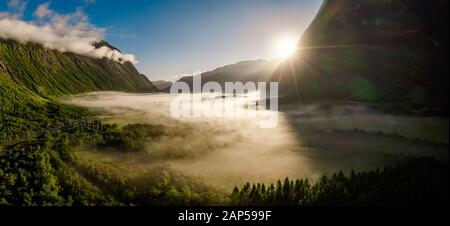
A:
275,36,298,59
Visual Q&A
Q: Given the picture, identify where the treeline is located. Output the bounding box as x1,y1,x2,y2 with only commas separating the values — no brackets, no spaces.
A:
230,158,449,206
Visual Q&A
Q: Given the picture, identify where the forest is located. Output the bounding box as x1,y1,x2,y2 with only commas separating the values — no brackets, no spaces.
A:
1,98,448,205
230,158,448,206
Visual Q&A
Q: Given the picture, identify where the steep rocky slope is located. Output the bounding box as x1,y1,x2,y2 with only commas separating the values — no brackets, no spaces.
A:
271,0,449,115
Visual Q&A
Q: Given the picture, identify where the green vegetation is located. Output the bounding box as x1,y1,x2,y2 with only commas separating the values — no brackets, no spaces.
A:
0,120,226,206
0,144,225,206
3,128,447,206
1,106,448,206
1,38,157,138
0,38,164,206
2,66,449,206
0,39,157,96
98,124,165,152
73,157,225,206
1,35,448,206
0,144,108,206
230,158,448,206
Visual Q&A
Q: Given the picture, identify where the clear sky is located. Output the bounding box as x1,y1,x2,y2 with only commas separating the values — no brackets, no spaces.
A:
1,0,322,81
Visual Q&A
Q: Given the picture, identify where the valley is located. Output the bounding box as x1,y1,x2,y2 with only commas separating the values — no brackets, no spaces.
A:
1,0,448,207
64,92,448,189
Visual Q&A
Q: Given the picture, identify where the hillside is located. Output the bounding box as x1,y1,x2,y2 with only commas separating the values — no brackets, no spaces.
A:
271,0,449,115
152,80,173,90
0,38,158,137
0,39,157,97
0,37,212,206
174,59,280,92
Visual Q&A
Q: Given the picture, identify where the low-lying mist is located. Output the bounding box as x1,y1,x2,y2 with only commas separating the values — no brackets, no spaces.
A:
65,92,449,188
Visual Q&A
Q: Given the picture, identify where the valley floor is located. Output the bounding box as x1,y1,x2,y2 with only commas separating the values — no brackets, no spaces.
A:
64,92,449,189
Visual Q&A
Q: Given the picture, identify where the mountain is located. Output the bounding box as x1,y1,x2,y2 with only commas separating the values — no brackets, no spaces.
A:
152,80,173,90
0,38,158,136
300,0,449,46
0,39,157,96
93,40,122,52
174,59,280,92
271,0,449,115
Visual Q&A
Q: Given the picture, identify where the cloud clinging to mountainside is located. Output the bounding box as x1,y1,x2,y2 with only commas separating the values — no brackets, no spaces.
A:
0,1,137,64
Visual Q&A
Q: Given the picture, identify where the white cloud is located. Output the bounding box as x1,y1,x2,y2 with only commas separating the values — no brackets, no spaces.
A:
34,2,52,19
0,2,137,64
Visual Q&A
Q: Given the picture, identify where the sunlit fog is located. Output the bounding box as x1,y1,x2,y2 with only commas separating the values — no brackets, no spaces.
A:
65,92,448,188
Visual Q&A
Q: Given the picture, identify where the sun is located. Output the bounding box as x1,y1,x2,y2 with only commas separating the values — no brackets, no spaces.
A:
275,36,298,59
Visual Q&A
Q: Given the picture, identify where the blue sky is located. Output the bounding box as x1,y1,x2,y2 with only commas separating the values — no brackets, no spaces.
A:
1,0,322,81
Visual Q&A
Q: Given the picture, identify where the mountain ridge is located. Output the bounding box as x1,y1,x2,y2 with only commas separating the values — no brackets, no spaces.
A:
0,38,157,96
171,59,280,92
0,38,158,136
271,0,449,115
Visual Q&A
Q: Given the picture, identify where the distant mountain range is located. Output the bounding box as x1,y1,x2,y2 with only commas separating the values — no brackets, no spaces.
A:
168,0,448,115
2,0,448,116
171,59,280,92
152,80,173,90
270,0,449,115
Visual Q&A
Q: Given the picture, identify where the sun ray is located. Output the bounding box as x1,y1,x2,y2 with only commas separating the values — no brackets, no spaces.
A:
274,35,298,59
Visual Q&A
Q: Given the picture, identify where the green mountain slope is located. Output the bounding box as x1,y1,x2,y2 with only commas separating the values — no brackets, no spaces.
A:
0,39,157,97
0,38,158,137
271,0,449,115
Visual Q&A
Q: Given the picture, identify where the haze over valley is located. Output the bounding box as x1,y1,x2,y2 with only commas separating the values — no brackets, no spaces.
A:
64,92,448,189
